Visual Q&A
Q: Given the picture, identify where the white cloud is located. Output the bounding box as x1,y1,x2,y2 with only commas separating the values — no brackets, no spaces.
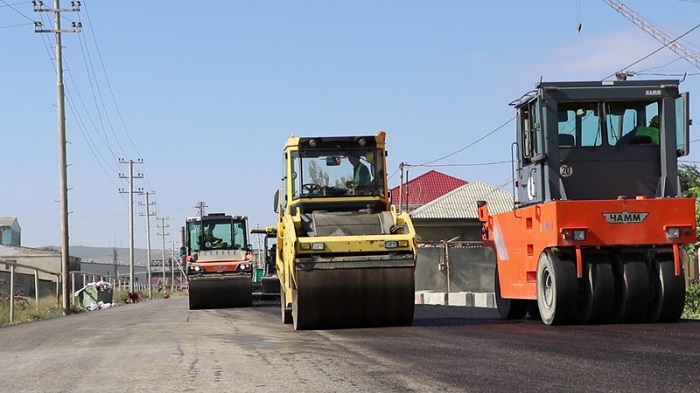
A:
516,29,692,81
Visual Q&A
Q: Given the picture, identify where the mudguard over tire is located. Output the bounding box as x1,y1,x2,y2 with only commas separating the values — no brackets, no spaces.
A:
536,250,577,325
494,264,527,320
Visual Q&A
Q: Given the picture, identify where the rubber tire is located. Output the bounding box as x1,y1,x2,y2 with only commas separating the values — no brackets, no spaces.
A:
577,259,615,324
647,255,686,323
494,264,527,320
613,259,649,323
280,288,292,324
536,250,577,325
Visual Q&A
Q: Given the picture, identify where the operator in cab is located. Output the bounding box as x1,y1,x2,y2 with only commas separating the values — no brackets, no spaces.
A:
346,152,371,189
618,115,660,145
201,224,223,249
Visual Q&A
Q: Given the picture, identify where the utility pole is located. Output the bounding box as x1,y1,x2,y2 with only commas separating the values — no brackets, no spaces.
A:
34,0,82,316
195,201,208,217
157,217,170,290
170,241,175,292
112,247,117,285
119,158,143,293
139,191,156,299
398,162,404,213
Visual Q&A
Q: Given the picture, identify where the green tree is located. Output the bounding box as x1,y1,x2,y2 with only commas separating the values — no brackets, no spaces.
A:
680,164,700,319
679,164,700,263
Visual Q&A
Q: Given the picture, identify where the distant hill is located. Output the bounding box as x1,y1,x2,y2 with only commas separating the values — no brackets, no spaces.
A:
65,246,177,266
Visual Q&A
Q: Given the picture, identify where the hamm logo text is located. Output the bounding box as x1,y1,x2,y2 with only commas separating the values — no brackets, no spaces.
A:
603,211,649,224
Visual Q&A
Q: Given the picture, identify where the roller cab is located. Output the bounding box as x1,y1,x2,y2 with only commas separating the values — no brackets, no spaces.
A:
275,132,417,330
181,213,253,309
479,80,696,325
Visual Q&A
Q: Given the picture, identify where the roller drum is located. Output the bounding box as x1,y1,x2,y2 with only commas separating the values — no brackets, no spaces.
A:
188,276,252,310
292,266,415,330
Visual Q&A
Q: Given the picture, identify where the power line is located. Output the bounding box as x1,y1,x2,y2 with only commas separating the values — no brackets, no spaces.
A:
409,160,512,168
0,1,30,7
0,0,34,21
415,116,515,166
80,1,143,159
605,22,700,80
0,22,32,28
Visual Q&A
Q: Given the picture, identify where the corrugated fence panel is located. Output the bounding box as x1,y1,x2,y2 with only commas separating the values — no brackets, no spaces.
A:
415,242,496,293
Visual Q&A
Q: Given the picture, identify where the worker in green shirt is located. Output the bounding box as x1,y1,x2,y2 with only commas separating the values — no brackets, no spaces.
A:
619,115,659,145
347,153,371,188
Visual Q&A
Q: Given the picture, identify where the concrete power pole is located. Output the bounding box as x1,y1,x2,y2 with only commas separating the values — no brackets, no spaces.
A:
139,191,156,299
398,162,404,213
34,0,82,315
119,159,143,293
157,217,170,289
170,241,175,292
112,247,117,285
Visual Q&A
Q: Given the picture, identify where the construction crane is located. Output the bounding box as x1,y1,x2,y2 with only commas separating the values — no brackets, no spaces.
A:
603,0,700,71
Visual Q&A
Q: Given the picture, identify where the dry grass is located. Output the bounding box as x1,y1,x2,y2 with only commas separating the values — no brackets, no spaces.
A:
0,295,83,327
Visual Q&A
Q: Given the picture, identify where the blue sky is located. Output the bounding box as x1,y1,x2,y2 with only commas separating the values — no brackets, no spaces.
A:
2,0,700,249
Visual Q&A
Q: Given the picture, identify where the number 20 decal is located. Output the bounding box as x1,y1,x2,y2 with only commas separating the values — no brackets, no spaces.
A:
560,165,573,177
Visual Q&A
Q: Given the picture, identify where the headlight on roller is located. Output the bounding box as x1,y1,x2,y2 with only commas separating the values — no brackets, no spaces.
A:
300,242,325,251
385,241,398,248
666,227,681,239
238,263,251,271
561,228,587,242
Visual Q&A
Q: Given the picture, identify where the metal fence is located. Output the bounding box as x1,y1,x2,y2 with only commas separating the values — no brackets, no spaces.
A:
0,260,61,324
0,259,152,323
415,240,496,293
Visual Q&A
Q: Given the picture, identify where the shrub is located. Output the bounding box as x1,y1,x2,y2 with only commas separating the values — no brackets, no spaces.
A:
683,280,700,320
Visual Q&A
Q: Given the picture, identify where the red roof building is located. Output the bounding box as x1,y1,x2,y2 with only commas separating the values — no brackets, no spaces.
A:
389,170,467,212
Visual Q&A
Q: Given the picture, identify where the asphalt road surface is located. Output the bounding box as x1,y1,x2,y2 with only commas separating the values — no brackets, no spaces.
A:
0,296,698,392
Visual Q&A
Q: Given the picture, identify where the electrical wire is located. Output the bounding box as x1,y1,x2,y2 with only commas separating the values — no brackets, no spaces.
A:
0,22,31,28
414,116,515,167
605,22,700,79
412,161,512,168
0,0,33,21
79,2,153,193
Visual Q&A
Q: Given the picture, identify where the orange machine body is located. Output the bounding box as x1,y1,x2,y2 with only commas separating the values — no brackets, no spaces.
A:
481,197,696,300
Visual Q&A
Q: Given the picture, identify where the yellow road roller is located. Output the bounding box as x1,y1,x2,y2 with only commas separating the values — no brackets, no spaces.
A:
274,131,417,330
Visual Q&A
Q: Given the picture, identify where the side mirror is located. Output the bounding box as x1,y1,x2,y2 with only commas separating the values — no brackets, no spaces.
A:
325,156,342,166
273,189,280,213
179,247,187,256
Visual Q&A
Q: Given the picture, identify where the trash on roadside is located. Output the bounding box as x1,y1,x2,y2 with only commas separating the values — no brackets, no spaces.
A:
74,281,116,311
